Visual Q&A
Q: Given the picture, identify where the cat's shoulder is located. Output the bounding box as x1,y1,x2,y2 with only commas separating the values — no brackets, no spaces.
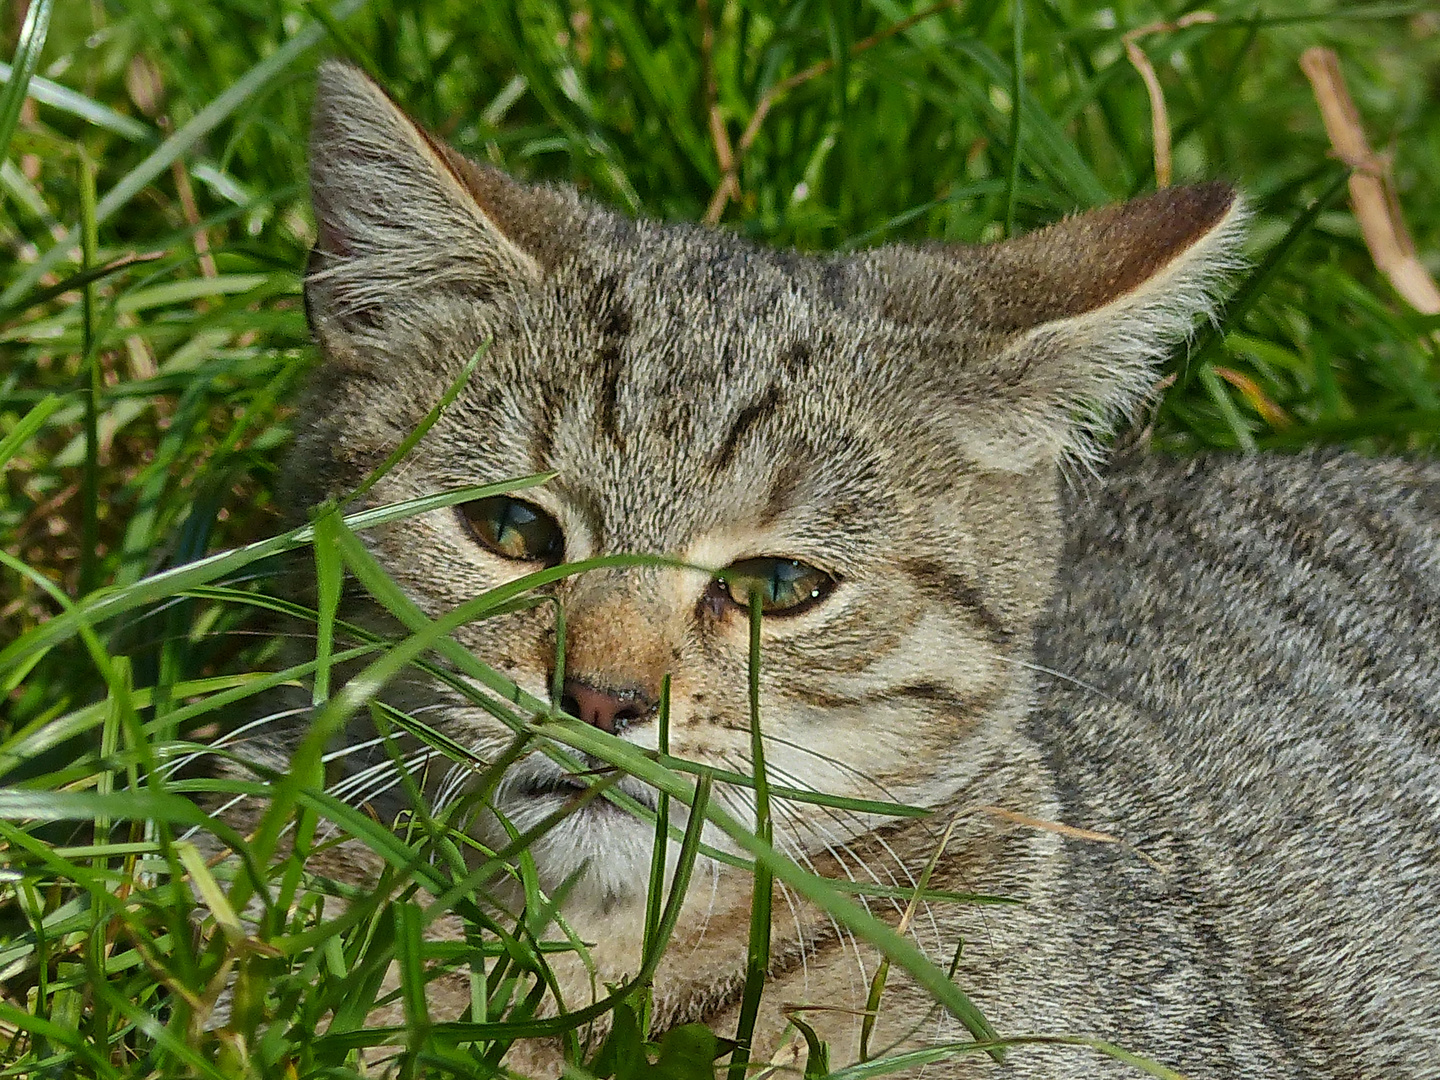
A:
1063,446,1440,551
1045,446,1440,726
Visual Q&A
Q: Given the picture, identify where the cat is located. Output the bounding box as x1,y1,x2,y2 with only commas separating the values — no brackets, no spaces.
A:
257,59,1440,1077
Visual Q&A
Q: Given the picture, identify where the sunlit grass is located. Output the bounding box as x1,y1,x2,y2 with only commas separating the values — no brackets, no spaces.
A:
2,1,1438,1076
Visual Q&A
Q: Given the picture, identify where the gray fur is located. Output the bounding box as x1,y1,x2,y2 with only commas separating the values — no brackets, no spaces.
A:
257,61,1440,1077
960,449,1440,1076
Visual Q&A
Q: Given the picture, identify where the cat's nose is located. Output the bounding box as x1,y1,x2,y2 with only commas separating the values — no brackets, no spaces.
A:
560,678,654,735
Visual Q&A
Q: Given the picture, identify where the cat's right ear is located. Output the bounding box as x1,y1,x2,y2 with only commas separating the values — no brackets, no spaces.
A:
861,184,1246,471
306,61,548,355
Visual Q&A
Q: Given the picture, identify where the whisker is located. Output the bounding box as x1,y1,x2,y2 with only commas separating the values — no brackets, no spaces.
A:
757,728,918,812
327,747,435,808
160,706,312,783
989,651,1116,701
773,759,947,958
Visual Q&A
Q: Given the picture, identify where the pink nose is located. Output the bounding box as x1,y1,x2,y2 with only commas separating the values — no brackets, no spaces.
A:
561,679,653,734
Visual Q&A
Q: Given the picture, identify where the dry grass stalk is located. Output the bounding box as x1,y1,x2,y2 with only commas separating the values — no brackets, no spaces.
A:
170,158,218,280
979,805,1163,871
128,52,219,281
699,0,739,226
1301,46,1440,317
1213,366,1292,428
1123,11,1217,189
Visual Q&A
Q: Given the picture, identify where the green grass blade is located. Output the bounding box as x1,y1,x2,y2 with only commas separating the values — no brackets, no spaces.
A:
0,60,154,143
1004,0,1024,236
642,674,673,971
634,769,711,988
77,148,101,597
0,787,243,837
311,511,343,705
0,393,62,466
0,0,54,164
0,0,373,308
396,900,431,1037
728,594,774,1080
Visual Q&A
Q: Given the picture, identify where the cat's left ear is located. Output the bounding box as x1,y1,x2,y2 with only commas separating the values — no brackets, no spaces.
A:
862,183,1246,470
306,60,567,354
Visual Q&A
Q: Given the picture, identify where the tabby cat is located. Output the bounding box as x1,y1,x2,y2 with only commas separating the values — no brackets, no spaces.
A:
264,60,1440,1077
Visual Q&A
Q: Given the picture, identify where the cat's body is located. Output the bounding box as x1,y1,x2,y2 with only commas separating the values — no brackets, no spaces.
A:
247,62,1440,1077
1011,449,1440,1076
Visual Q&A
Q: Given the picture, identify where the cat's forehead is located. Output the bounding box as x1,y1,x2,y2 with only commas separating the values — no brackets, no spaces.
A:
566,215,852,342
447,224,897,557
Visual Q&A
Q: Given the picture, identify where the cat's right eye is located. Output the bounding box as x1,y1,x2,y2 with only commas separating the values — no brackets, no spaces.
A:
459,496,564,565
714,557,836,616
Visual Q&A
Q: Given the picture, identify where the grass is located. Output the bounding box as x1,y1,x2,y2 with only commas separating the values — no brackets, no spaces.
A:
1,0,1438,1076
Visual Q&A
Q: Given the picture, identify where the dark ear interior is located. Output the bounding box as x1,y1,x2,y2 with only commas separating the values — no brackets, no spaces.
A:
876,183,1240,334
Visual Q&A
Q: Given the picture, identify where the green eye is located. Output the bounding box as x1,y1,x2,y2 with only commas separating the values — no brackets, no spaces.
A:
717,558,835,615
459,496,564,564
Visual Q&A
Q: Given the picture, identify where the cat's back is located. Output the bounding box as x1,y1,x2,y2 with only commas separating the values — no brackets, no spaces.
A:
1029,450,1440,1077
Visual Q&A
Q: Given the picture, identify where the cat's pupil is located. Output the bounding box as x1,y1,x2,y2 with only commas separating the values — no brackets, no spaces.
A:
720,558,834,615
459,496,563,564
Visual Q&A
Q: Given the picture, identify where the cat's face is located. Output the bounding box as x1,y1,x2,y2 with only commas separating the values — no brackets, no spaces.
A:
294,62,1242,908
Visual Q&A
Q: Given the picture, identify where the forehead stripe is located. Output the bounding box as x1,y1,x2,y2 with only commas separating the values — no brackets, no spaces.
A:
587,272,632,452
712,382,783,473
899,557,1013,644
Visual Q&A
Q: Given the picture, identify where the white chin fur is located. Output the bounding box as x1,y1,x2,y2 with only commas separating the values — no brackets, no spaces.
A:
484,762,666,911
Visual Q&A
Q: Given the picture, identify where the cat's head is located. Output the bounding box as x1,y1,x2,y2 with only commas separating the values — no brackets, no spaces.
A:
294,61,1243,907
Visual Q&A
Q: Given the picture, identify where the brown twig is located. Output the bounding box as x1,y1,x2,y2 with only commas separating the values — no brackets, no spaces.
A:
978,804,1165,872
703,0,962,225
169,158,217,279
699,0,740,225
1122,11,1217,189
704,109,740,226
1213,366,1291,428
1300,46,1440,317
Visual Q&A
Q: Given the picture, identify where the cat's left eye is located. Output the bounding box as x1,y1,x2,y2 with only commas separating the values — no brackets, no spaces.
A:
459,496,564,564
715,557,835,615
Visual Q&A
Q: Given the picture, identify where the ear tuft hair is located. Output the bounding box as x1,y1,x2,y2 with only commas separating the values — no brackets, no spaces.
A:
306,60,545,342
